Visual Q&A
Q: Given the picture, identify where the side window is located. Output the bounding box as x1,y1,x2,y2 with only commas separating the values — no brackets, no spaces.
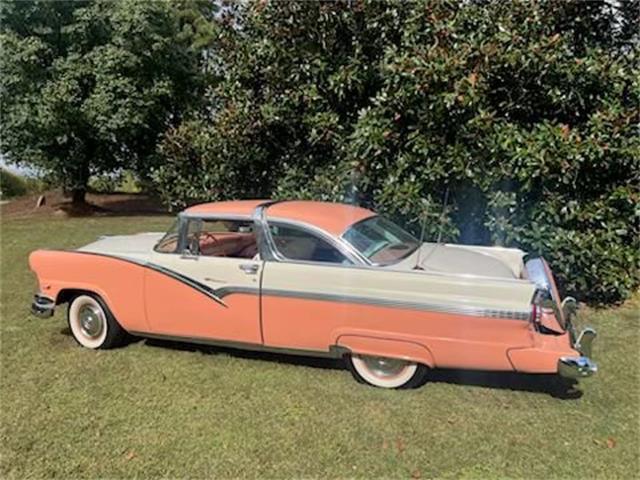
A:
269,223,351,264
185,218,258,259
154,219,181,253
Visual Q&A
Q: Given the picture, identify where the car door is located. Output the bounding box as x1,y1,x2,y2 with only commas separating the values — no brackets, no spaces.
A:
260,222,356,350
144,216,263,344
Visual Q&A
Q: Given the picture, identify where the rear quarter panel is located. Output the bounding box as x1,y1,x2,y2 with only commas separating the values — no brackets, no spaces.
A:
261,262,538,371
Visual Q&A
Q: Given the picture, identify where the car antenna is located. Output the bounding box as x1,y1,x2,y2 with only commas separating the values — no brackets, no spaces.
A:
414,198,430,270
436,186,450,244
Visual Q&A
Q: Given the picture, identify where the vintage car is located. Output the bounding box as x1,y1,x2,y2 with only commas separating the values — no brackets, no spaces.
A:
29,200,597,389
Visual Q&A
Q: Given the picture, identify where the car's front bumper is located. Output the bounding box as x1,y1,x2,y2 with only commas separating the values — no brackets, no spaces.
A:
31,293,55,318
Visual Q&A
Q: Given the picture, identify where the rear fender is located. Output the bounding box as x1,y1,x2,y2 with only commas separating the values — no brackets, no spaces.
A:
336,334,435,368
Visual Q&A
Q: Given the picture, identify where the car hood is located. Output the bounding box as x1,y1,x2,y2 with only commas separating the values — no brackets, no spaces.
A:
77,232,165,257
389,242,524,279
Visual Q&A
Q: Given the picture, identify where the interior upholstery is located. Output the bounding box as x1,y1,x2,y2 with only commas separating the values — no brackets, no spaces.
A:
199,232,257,258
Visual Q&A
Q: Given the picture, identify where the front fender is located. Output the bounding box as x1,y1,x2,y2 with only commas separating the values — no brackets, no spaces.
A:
28,249,147,332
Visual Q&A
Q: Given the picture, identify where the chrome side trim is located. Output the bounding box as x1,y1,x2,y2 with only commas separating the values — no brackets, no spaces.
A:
215,286,260,297
58,250,530,321
129,331,347,359
144,262,228,308
69,250,228,308
214,286,531,321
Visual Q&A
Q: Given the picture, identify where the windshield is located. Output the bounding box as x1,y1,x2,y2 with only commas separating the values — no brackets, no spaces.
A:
342,216,420,265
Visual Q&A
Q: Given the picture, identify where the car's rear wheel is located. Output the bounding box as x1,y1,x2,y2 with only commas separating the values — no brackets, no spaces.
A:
347,354,428,389
67,294,126,349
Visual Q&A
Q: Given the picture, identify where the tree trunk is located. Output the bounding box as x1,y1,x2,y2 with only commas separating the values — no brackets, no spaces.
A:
71,188,86,205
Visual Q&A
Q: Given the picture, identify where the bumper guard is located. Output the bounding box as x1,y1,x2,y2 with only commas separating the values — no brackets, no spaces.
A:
558,327,598,379
31,294,55,318
558,356,598,379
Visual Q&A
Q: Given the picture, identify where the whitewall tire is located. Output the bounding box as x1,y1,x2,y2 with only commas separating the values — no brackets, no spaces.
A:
68,294,126,349
348,354,428,389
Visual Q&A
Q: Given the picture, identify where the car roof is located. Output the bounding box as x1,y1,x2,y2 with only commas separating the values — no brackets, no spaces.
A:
184,200,266,217
183,200,375,236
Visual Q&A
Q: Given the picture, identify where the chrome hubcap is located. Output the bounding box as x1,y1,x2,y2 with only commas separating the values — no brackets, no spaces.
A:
78,304,103,338
361,356,409,378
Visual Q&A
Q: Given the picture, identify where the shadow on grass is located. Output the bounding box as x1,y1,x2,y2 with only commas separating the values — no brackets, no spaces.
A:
134,336,583,399
428,369,582,400
143,337,345,370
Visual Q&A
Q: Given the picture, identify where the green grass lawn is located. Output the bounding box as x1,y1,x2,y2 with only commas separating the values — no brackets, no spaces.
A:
1,215,638,478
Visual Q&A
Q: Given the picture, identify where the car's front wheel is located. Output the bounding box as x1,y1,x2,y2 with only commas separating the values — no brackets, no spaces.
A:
68,294,126,349
347,354,428,389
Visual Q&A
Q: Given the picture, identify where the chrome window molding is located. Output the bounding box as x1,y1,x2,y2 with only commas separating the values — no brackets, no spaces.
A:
252,204,370,266
253,203,279,261
264,219,358,265
265,217,370,265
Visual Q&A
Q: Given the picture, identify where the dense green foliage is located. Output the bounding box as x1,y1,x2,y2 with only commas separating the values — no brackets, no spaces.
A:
0,0,214,203
153,1,639,304
0,168,42,199
0,168,27,198
1,0,637,303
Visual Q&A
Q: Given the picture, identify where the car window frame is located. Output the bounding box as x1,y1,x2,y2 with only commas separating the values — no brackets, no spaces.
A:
185,217,258,258
155,214,259,257
166,211,366,267
264,219,356,266
153,218,183,254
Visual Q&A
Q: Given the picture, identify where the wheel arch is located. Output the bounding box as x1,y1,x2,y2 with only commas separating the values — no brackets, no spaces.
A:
56,288,100,305
335,334,436,368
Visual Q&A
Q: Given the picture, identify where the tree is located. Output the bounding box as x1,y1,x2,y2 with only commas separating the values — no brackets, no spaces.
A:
0,0,214,203
154,0,638,305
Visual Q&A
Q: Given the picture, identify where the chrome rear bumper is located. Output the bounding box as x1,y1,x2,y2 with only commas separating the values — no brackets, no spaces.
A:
558,327,598,379
558,356,598,379
31,293,55,318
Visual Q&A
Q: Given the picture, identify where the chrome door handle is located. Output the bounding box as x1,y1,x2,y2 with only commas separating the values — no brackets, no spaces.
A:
239,263,259,274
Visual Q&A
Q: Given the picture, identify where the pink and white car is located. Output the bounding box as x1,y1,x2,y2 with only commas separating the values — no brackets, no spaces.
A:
29,200,597,389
